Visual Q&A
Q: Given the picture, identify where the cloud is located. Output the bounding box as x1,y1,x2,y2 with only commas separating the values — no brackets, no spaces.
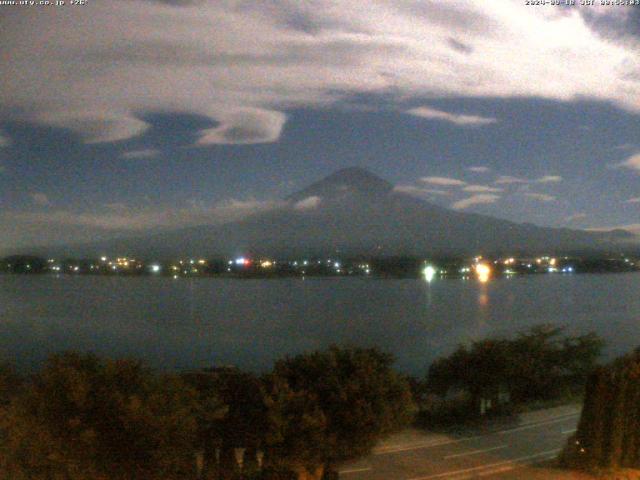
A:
121,148,161,159
624,197,640,204
4,198,281,233
581,8,640,47
393,185,450,197
536,175,562,183
35,111,150,144
0,131,10,147
451,194,500,210
406,106,497,127
617,153,640,172
494,174,561,185
467,166,490,173
447,37,473,54
30,193,51,206
196,108,287,145
524,192,556,202
494,175,529,185
463,184,502,193
294,196,321,210
420,176,466,187
566,213,587,222
1,2,639,146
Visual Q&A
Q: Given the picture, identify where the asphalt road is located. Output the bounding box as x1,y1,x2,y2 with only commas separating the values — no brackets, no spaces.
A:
338,405,582,480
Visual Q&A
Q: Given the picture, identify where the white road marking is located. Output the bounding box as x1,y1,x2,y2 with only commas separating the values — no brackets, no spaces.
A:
374,436,483,455
457,451,560,479
444,444,508,459
407,448,562,480
561,428,577,434
338,467,372,475
495,413,579,435
374,412,578,455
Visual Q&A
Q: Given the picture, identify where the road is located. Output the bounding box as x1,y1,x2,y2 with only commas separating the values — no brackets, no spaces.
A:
338,405,589,480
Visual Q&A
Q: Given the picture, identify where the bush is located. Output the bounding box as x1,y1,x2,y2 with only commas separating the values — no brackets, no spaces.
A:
426,325,603,415
562,348,640,471
0,353,199,480
272,346,416,464
0,347,417,480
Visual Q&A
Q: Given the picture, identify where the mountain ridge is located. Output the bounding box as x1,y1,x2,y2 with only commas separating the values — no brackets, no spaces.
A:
287,167,394,203
11,167,638,259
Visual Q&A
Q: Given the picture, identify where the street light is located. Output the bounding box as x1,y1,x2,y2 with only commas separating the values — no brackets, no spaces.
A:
423,265,436,283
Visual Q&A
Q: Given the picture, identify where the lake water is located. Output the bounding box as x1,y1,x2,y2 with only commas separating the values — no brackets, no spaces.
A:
1,273,639,376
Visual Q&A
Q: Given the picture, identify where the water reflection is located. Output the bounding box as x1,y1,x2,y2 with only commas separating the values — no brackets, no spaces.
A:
2,273,640,375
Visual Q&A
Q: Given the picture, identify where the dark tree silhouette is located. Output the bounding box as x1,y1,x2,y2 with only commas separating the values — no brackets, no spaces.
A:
563,348,640,470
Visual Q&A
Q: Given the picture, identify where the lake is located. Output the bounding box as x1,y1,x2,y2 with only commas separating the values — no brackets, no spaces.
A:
1,273,639,376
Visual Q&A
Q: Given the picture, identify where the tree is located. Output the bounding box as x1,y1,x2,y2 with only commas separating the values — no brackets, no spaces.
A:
428,339,511,402
0,352,199,480
0,363,20,406
179,370,228,454
426,325,604,413
261,375,328,480
272,346,415,465
563,348,640,471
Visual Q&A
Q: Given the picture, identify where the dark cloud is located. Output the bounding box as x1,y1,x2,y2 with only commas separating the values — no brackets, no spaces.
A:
581,8,640,46
1,1,639,148
234,0,363,35
80,36,407,70
447,38,473,54
390,0,498,35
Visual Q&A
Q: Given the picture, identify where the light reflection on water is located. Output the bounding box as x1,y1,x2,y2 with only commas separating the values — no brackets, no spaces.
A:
1,273,639,376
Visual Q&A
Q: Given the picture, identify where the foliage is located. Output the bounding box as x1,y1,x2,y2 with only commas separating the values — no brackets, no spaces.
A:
180,370,229,448
261,374,328,478
426,325,604,407
208,368,268,449
271,346,416,463
563,348,640,471
0,347,415,480
0,352,199,480
0,363,20,406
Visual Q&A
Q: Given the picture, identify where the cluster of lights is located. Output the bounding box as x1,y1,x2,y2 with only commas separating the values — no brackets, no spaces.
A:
358,263,371,275
535,256,557,265
16,253,631,279
233,257,251,266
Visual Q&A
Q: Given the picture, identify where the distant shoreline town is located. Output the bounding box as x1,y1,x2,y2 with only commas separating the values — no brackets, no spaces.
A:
1,253,638,280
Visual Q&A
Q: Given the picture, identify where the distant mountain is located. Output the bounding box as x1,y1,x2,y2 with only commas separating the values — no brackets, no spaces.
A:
27,167,638,259
287,167,394,202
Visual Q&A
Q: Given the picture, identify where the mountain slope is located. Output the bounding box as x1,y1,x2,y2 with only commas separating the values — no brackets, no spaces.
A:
33,167,636,259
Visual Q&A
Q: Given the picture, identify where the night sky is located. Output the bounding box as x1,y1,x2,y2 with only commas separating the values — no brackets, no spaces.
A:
1,1,639,251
